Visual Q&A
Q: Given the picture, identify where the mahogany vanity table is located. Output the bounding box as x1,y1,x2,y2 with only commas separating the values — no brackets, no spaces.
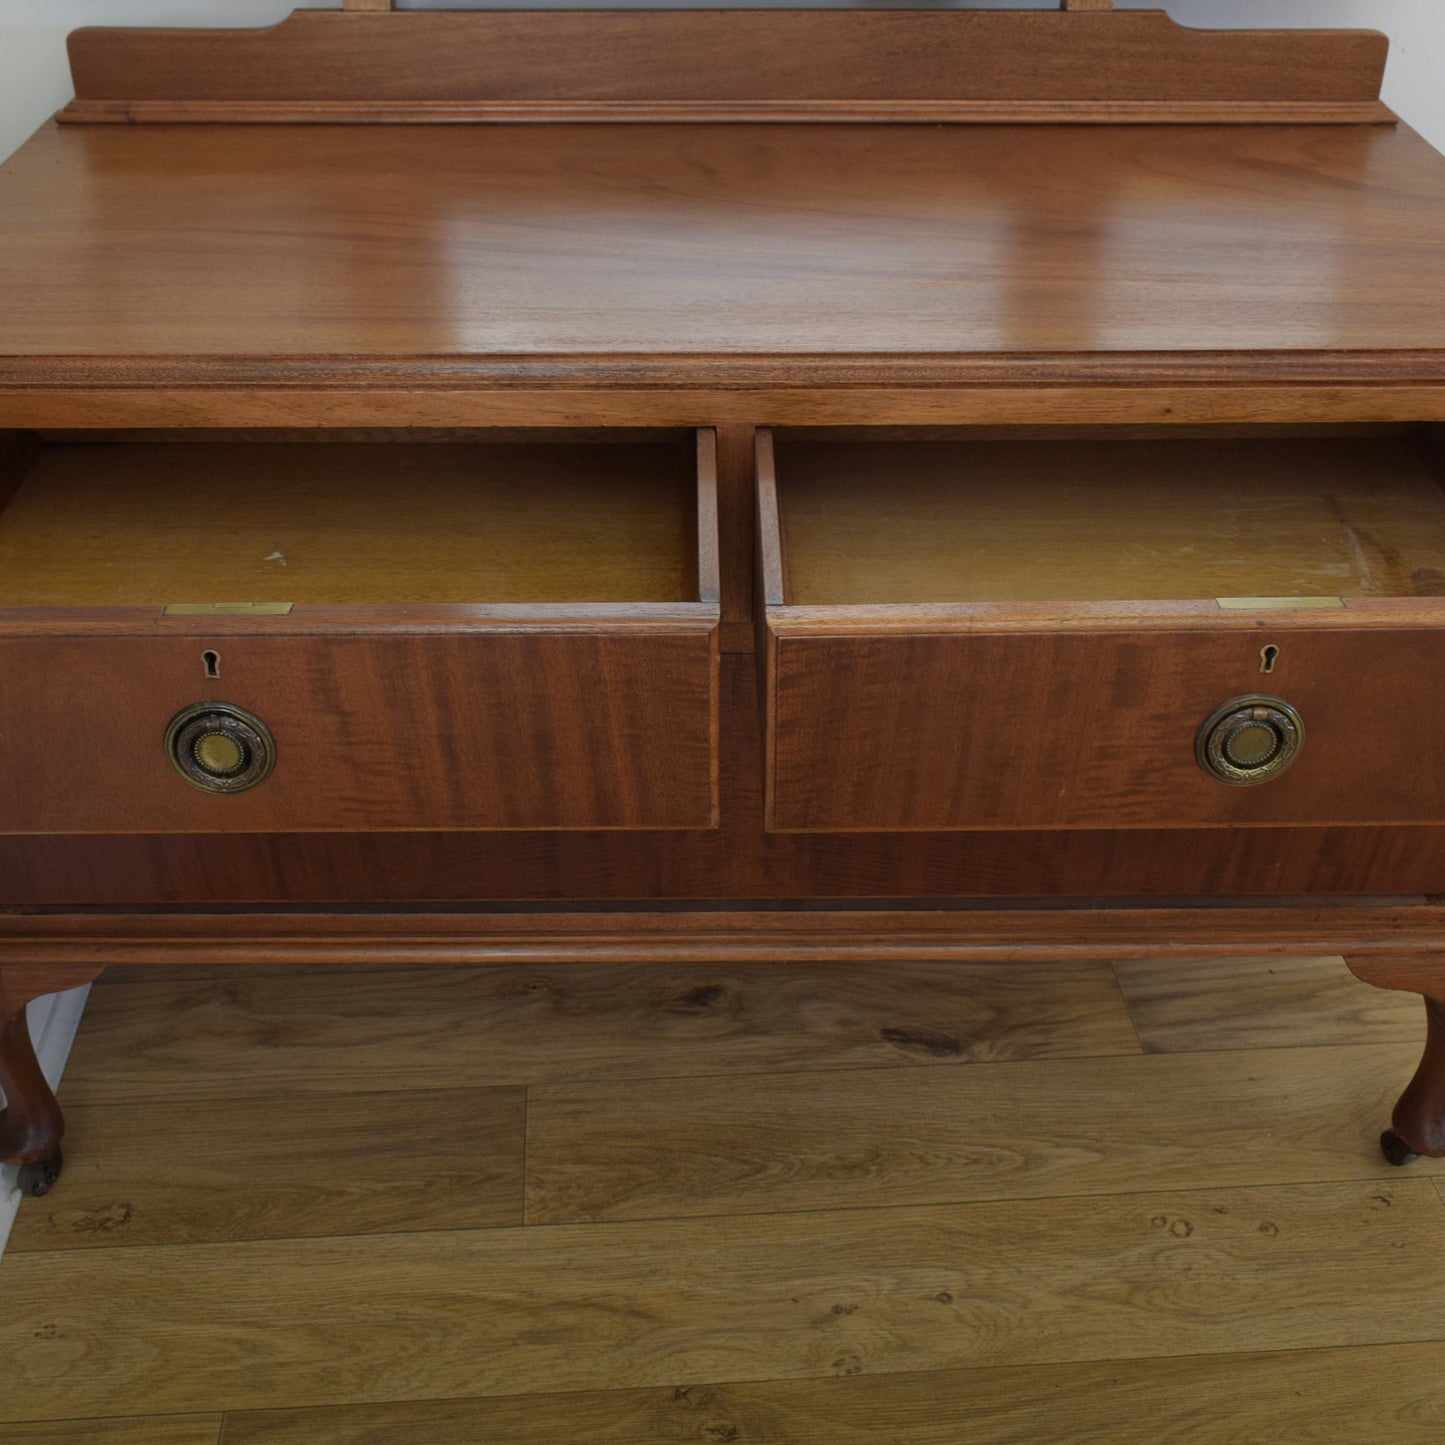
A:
4,3,1445,1198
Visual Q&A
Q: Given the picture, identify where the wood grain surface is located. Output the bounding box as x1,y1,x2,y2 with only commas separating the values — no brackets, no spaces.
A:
0,440,700,606
3,1182,1443,1421
211,1343,1445,1444
6,955,1445,1435
766,628,1445,831
6,1086,524,1252
773,433,1445,604
12,808,1445,902
59,9,1390,125
7,902,1445,973
526,1043,1439,1223
714,423,756,640
0,429,36,514
52,959,1139,1107
0,12,1442,1431
0,629,718,833
4,122,1445,382
6,379,1445,436
1117,953,1426,1052
11,656,1445,902
3,7,1444,1433
7,1420,220,1445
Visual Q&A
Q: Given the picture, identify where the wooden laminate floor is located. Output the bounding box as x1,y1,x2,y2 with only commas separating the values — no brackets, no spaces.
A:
4,954,1445,1442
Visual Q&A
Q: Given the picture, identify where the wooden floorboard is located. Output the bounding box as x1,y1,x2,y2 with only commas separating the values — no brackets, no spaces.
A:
4,956,1441,1437
7,1416,222,1445
216,1342,1445,1444
526,1041,1444,1223
1114,953,1424,1052
95,963,408,985
58,959,1140,1106
8,1086,525,1252
4,1182,1445,1421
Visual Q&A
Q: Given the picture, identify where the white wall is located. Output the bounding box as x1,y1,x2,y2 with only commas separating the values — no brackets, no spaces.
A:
1,2,1444,161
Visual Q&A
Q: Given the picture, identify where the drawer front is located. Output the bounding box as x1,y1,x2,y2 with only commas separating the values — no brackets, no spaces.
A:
0,630,717,833
766,626,1445,831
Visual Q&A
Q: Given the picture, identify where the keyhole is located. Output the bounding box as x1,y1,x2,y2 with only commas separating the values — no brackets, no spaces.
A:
1259,644,1279,675
203,649,221,680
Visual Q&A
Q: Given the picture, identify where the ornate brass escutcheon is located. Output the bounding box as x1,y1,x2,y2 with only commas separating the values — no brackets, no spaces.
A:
1195,694,1304,787
165,703,277,795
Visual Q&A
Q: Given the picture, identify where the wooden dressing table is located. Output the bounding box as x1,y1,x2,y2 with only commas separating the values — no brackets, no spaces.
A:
4,3,1445,1198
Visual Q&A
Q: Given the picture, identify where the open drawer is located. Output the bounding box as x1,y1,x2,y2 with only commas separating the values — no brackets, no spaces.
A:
0,429,719,833
757,426,1445,832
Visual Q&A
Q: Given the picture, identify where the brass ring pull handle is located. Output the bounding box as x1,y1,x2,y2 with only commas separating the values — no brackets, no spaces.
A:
166,703,276,794
1196,694,1304,787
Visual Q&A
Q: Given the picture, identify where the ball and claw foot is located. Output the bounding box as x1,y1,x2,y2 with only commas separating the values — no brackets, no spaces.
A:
1381,1130,1420,1168
17,1146,63,1198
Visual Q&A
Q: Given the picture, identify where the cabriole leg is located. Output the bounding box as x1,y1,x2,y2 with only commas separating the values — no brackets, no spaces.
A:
0,964,104,1197
1380,995,1445,1165
1346,956,1445,1166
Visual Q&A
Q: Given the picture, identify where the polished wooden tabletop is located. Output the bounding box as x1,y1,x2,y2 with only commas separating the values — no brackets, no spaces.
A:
2,120,1445,378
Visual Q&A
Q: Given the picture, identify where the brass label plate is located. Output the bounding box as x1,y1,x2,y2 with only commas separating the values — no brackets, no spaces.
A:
1216,596,1345,611
163,602,295,617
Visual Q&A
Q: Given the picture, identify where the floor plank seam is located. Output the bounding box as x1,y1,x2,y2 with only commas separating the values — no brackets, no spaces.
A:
1016,1035,1422,1062
518,1174,1445,1231
15,1174,1443,1257
55,1081,526,1111
522,1085,532,1227
1106,957,1149,1055
0,1411,227,1432
69,1033,1419,1112
147,1333,1445,1423
66,1333,1445,1429
22,1173,1443,1254
513,1036,1429,1089
15,956,1445,1425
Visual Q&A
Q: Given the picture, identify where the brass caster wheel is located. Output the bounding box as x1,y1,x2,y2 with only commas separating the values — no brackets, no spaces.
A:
1381,1130,1421,1168
17,1146,62,1198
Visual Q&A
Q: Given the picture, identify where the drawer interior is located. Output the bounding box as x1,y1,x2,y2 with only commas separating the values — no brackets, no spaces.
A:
0,431,709,607
769,426,1445,605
